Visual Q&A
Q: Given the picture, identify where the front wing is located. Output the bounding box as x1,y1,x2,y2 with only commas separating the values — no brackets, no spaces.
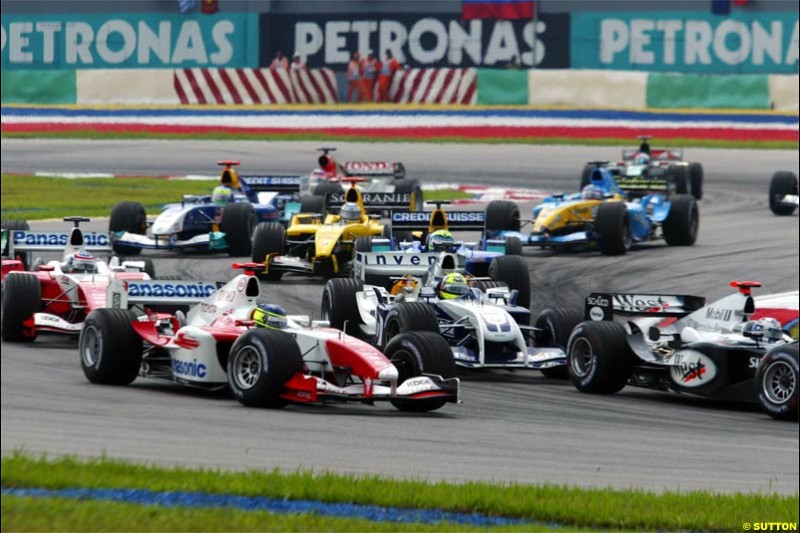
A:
113,231,228,252
280,373,460,405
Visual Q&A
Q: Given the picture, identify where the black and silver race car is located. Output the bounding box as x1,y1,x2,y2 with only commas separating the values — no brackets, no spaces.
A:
768,171,798,216
561,281,798,421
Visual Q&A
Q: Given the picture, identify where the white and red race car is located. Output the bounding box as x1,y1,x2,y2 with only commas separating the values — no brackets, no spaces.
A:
1,217,153,342
79,263,460,411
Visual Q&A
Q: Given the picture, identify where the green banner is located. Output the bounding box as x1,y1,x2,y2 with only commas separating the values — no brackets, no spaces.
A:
476,69,529,105
1,70,77,104
646,73,770,109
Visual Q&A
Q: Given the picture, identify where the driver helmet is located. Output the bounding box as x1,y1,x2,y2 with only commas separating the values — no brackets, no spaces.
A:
340,202,362,223
212,185,234,205
756,317,784,343
439,272,469,300
427,229,454,249
635,153,651,165
251,304,288,330
581,184,603,200
66,251,97,273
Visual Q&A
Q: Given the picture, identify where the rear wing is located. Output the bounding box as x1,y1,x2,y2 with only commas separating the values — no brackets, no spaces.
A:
622,149,684,161
615,174,670,194
240,175,301,194
9,230,113,254
585,292,706,321
343,161,405,179
107,279,219,309
329,192,414,213
352,251,437,281
389,211,486,232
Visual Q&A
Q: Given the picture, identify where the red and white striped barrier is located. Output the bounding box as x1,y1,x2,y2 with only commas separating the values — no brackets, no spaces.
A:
173,68,338,105
389,68,477,105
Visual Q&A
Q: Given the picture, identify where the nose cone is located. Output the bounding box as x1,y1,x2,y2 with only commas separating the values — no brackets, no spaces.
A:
378,365,399,381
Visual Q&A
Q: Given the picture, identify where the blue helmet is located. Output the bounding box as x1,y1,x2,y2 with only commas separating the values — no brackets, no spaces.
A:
581,184,603,200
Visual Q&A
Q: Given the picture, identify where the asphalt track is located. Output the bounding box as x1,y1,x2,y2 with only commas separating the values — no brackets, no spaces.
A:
1,140,798,494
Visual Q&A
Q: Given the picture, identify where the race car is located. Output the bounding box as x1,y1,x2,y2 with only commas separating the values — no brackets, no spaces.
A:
322,250,580,375
768,171,798,216
302,148,423,210
563,281,799,421
1,217,154,342
79,263,459,412
251,178,414,280
486,163,699,255
109,161,318,257
353,201,522,283
581,135,704,199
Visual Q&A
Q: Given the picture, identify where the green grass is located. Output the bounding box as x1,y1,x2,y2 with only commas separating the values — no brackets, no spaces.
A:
3,129,797,150
2,453,797,532
0,175,472,221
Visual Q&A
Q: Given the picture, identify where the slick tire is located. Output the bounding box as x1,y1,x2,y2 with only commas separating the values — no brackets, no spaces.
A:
504,236,523,256
663,194,699,247
489,255,531,310
688,162,704,200
383,302,439,348
1,273,41,343
567,321,635,394
80,308,142,385
117,256,156,279
355,236,373,253
580,163,594,189
220,203,257,257
394,179,423,212
227,328,303,408
387,331,456,413
486,200,521,232
252,222,285,281
299,194,326,215
769,171,798,216
533,307,584,379
667,165,689,195
1,219,31,270
321,277,364,337
109,201,147,256
755,345,799,422
594,201,631,256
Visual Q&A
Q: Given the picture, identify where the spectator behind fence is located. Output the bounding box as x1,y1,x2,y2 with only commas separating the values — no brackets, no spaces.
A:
270,51,289,70
362,50,380,103
347,51,367,103
290,52,306,72
377,50,401,103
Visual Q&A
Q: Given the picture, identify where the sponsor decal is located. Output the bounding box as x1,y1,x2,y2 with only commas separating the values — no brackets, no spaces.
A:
344,162,396,175
236,278,247,292
330,192,412,205
14,231,109,247
705,306,733,322
612,294,677,313
393,211,485,223
241,176,301,186
199,302,218,314
360,253,436,267
589,306,605,321
172,358,207,378
127,281,217,299
669,350,717,388
587,295,610,307
260,13,570,69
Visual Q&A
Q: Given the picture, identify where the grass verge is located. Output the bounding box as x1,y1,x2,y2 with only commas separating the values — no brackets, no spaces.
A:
2,453,797,532
2,129,797,150
0,175,472,221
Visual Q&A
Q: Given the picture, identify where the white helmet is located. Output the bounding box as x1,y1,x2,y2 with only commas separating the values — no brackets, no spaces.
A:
340,202,361,223
757,317,784,343
635,153,651,165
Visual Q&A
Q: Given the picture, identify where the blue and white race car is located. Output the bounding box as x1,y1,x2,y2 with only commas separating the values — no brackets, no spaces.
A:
109,161,323,257
485,163,699,255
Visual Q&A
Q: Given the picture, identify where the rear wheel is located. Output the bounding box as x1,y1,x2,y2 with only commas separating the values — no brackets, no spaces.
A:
1,273,41,342
117,256,156,278
688,162,704,200
533,307,583,379
394,179,423,212
299,194,326,214
594,201,631,256
313,181,344,197
488,255,530,310
1,219,31,270
355,236,373,253
252,222,285,281
80,308,142,385
769,171,798,216
321,278,364,337
667,165,689,195
109,201,147,256
386,332,455,412
580,163,594,189
755,345,798,421
567,321,635,394
227,328,303,408
504,236,522,256
383,302,439,348
486,200,520,232
220,203,257,257
663,194,698,246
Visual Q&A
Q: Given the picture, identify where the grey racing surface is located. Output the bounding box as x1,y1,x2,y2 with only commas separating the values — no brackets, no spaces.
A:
2,140,798,493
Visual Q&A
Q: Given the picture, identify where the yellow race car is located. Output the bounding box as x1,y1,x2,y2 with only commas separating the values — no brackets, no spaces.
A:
251,179,411,280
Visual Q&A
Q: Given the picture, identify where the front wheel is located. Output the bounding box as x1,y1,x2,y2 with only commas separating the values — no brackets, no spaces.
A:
80,309,142,385
321,278,364,337
594,201,631,256
769,171,798,216
109,201,147,256
252,222,285,281
688,162,704,200
485,200,520,232
1,273,41,343
386,332,456,412
755,345,798,421
227,328,303,408
220,203,257,257
663,194,699,246
488,255,530,310
533,307,583,379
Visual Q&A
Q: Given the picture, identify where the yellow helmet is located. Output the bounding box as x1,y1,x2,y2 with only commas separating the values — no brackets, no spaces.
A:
439,272,468,300
251,304,287,330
